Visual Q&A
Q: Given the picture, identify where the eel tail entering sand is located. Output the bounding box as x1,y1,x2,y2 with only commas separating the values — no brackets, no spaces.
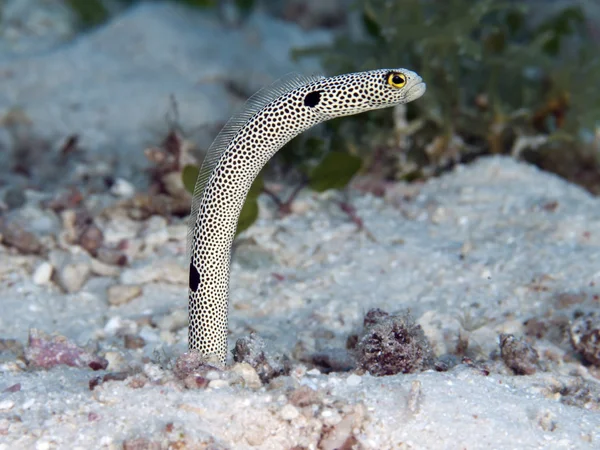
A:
187,68,427,364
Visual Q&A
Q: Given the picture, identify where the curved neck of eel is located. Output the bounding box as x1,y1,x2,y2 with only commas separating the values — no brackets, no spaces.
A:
188,109,323,363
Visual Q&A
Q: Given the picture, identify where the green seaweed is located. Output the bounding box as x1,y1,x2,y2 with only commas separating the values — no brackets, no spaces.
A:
236,174,263,236
309,151,362,193
181,164,200,195
294,0,600,191
65,0,110,29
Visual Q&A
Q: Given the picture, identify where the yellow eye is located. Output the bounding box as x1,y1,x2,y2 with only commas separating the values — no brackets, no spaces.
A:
387,72,407,88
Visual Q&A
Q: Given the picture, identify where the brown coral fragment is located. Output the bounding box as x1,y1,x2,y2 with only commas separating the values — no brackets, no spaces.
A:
24,328,108,371
107,284,143,306
173,351,221,389
232,333,290,383
570,313,600,366
0,218,45,255
356,308,433,376
499,333,539,375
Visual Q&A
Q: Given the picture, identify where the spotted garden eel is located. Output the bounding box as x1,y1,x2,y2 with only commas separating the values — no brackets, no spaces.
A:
188,68,426,364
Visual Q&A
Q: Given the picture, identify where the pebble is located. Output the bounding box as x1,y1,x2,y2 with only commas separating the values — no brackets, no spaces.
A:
206,370,221,381
141,216,169,248
89,258,120,277
0,362,23,372
0,400,15,411
123,334,146,350
110,178,136,198
321,409,333,418
230,362,262,389
32,262,53,285
346,373,362,386
107,284,142,306
280,404,300,421
50,251,91,293
102,215,141,244
208,379,229,389
104,351,128,371
0,220,44,255
59,209,78,243
56,262,91,293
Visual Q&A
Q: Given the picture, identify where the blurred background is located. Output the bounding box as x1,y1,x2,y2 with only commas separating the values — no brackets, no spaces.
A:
0,0,599,232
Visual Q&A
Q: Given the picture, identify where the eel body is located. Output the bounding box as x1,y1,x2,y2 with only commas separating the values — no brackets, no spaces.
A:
188,68,426,363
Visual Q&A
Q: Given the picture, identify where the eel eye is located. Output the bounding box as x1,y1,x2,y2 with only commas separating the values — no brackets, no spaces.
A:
387,72,407,88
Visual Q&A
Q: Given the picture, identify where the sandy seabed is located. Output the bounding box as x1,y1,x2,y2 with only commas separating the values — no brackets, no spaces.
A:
0,157,599,449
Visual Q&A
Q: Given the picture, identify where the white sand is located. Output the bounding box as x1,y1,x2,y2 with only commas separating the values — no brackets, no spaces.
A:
1,157,599,449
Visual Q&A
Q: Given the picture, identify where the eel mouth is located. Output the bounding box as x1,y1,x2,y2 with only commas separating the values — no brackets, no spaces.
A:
406,81,427,100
